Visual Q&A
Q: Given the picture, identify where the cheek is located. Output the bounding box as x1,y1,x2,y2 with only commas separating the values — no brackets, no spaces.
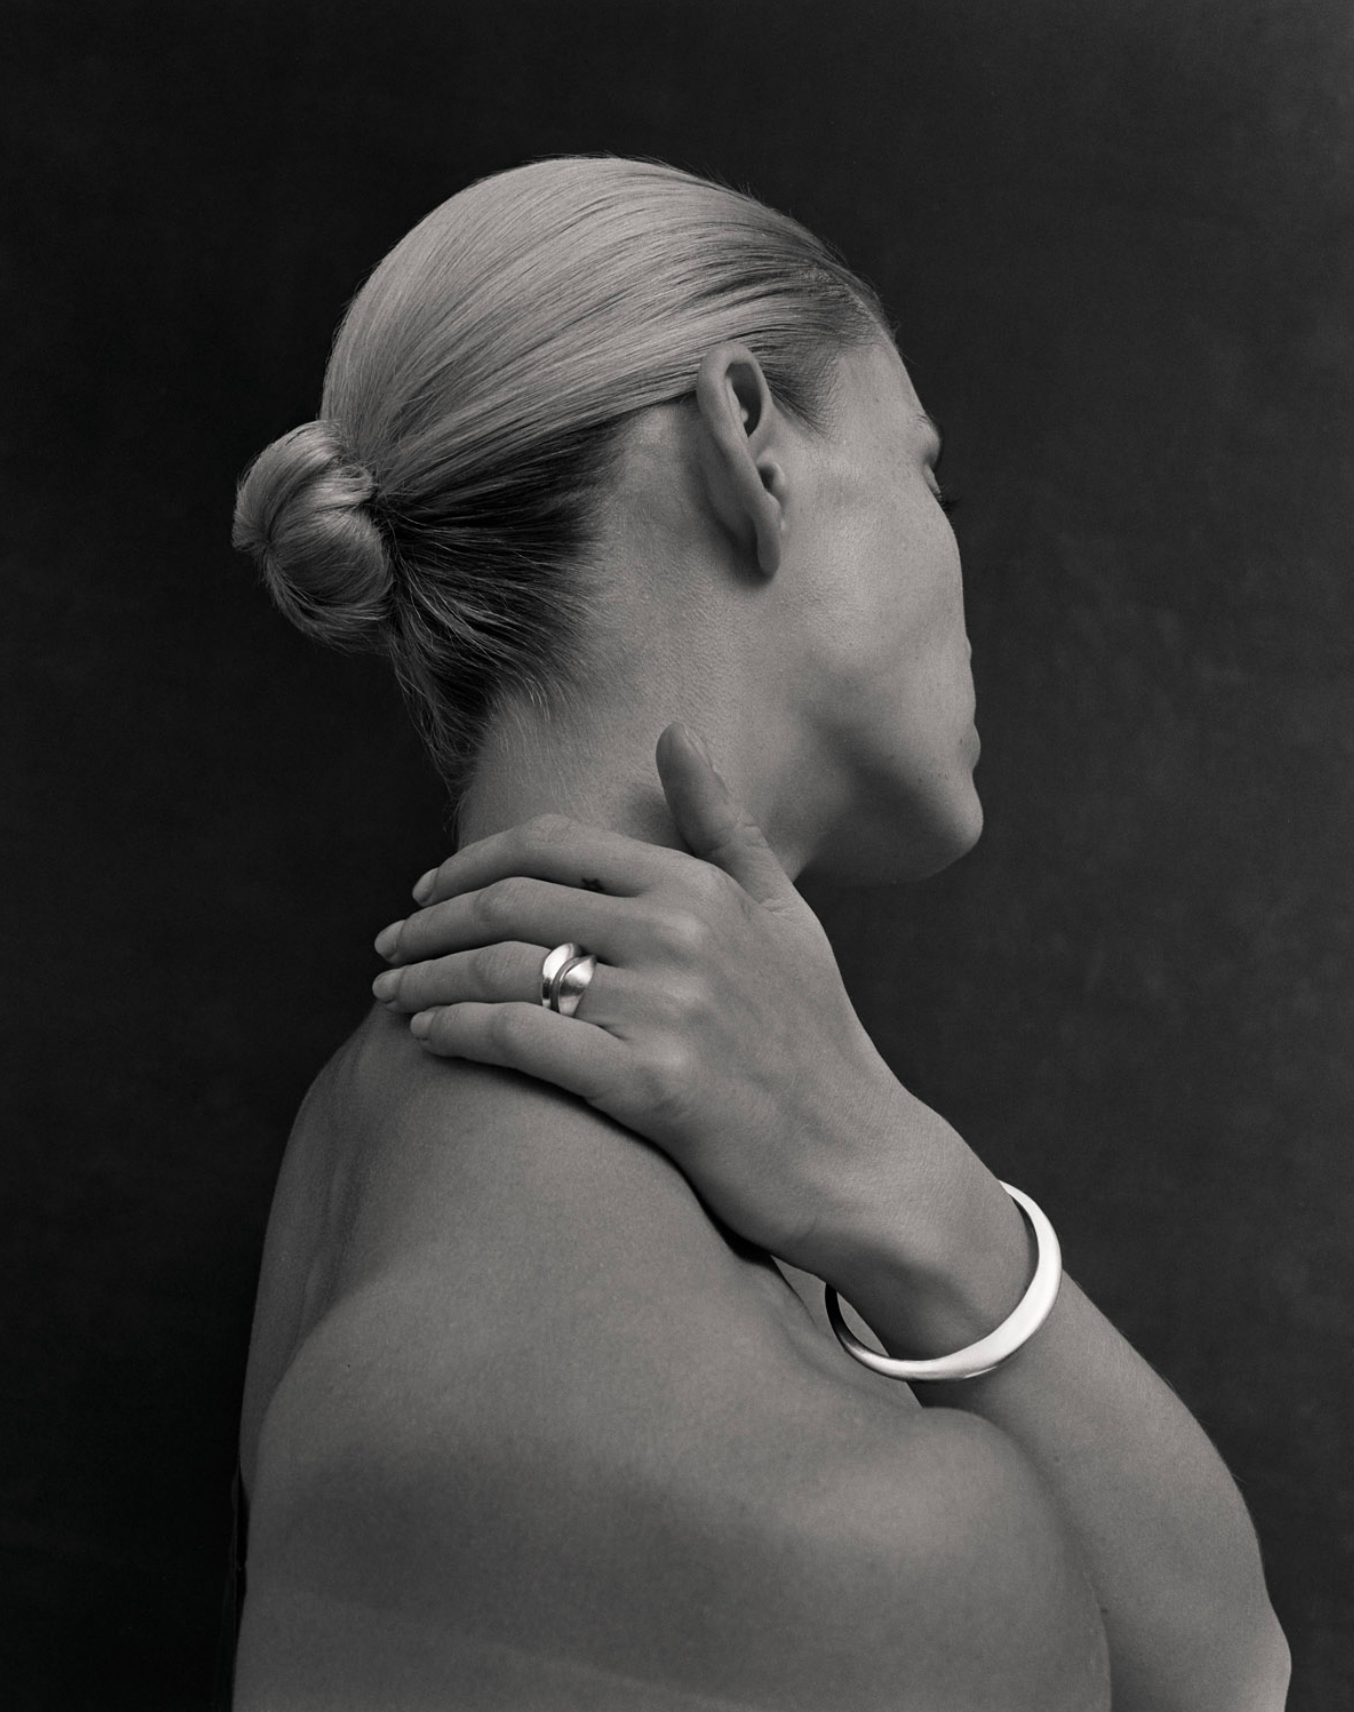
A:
877,516,963,663
801,504,964,726
871,543,974,742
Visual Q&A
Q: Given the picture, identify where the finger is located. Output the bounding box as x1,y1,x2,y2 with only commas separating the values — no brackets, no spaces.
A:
374,940,633,1020
378,877,646,967
373,940,546,1011
407,1000,628,1105
412,814,688,907
655,723,796,908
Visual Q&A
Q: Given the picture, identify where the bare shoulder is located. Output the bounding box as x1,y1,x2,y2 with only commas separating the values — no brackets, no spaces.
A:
238,1013,1109,1711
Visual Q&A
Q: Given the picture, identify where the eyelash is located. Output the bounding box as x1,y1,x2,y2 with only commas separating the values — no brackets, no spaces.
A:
934,485,960,515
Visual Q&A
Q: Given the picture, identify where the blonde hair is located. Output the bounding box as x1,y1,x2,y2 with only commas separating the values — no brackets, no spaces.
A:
232,156,886,810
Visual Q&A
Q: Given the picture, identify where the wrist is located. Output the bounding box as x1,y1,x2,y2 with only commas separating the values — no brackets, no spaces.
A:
814,1094,1036,1359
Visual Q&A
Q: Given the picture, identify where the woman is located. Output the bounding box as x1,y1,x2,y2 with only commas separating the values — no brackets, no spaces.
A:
230,156,1288,1709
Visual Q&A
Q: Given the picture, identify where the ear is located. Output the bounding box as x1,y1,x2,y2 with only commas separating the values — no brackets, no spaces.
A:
693,342,788,576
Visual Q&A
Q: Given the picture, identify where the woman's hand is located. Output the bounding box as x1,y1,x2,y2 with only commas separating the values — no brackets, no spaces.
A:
370,724,982,1288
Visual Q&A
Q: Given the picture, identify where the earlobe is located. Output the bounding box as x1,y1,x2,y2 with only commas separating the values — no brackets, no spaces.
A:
693,343,786,577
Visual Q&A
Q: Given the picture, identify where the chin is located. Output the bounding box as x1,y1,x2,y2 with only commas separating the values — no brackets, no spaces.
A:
807,783,984,886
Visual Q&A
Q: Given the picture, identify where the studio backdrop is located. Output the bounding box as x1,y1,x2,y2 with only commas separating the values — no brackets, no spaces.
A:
3,2,1351,1706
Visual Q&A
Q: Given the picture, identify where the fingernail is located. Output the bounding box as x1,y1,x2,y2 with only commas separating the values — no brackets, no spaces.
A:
686,725,715,766
410,1010,433,1039
374,921,403,960
372,969,401,1004
412,868,437,904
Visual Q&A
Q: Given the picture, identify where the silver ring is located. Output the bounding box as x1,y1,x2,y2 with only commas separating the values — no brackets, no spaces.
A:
553,952,597,1019
540,943,583,1008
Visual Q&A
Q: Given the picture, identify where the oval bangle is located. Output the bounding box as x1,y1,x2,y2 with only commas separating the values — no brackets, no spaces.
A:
823,1182,1062,1382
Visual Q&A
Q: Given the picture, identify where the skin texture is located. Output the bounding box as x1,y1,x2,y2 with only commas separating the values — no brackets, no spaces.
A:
237,340,1287,1709
237,1020,1106,1711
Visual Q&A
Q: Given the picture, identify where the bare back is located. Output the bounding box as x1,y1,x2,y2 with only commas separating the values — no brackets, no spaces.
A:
237,1006,873,1488
234,1007,1107,1711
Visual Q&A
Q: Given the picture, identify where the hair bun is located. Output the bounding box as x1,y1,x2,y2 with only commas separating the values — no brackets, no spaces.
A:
231,420,393,647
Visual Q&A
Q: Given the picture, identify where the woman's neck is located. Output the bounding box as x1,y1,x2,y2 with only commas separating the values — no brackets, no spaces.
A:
457,695,688,855
453,465,833,877
456,680,822,882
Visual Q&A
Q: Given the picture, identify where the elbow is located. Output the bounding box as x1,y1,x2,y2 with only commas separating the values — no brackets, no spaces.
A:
1156,1595,1291,1712
1107,1567,1290,1712
1210,1557,1291,1711
1245,1607,1291,1712
1149,1496,1292,1712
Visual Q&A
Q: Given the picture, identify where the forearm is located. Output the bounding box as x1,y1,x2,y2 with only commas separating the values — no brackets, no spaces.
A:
932,1274,1286,1711
824,1111,1289,1712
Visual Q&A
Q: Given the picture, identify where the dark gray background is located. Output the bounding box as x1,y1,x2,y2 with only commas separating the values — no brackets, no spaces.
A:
4,1,1350,1704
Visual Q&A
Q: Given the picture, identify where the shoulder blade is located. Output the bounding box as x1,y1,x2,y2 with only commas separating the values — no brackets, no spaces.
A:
241,1278,1109,1712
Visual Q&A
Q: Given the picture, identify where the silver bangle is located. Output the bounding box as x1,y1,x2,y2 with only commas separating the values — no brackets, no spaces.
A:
824,1182,1062,1382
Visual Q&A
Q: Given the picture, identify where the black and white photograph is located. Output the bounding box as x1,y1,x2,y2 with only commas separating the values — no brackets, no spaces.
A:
4,2,1350,1706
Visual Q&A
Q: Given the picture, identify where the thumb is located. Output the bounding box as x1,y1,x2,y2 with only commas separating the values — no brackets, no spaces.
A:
655,723,795,906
